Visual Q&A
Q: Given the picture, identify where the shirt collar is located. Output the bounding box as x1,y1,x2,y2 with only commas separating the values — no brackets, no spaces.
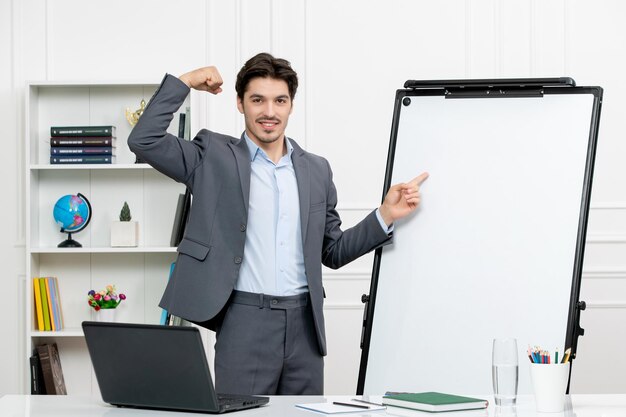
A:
243,132,293,162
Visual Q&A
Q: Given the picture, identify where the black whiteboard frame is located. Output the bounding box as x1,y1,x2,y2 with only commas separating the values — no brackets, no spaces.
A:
356,78,603,395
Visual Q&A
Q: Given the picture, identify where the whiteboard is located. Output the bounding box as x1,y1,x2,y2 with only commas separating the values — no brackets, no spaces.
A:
360,83,601,396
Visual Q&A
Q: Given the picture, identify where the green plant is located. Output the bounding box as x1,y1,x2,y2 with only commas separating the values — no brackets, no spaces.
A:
119,201,132,221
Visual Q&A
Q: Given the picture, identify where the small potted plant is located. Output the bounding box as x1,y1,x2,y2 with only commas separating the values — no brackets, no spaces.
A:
110,201,138,247
88,284,127,322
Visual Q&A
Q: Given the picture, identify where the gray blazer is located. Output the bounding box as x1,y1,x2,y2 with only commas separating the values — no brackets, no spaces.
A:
128,74,392,355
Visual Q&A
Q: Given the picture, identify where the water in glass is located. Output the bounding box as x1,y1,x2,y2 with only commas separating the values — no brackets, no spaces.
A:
492,338,518,406
492,363,519,406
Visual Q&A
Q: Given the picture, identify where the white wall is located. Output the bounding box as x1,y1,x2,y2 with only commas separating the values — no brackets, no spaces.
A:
2,0,625,395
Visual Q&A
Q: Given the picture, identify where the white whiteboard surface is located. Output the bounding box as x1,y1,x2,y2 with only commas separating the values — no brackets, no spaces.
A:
363,92,595,395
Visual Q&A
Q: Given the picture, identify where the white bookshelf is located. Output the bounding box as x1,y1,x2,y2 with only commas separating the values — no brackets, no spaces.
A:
24,81,191,395
30,163,154,170
30,247,177,254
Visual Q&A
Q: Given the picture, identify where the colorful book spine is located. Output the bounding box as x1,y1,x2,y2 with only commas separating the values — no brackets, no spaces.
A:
50,155,115,164
48,277,62,331
39,279,51,331
33,278,44,331
51,277,64,329
51,125,116,137
44,278,56,331
50,137,116,147
160,262,177,325
50,146,115,155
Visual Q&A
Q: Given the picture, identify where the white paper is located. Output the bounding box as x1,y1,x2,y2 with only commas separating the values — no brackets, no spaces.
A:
296,400,386,414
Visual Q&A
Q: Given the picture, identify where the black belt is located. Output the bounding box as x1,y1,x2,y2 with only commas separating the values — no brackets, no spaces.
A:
231,290,309,309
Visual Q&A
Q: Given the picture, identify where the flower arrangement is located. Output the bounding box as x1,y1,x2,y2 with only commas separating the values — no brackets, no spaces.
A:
88,284,126,311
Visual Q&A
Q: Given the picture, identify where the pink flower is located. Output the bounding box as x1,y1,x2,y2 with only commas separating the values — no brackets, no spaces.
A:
104,295,111,301
119,293,126,300
94,294,101,300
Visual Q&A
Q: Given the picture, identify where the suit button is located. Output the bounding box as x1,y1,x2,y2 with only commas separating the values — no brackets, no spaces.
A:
234,256,242,264
240,224,246,232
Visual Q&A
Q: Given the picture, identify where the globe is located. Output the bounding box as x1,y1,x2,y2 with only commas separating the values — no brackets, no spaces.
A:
53,193,92,248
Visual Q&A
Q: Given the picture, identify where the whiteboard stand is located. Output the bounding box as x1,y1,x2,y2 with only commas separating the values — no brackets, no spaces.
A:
357,78,602,396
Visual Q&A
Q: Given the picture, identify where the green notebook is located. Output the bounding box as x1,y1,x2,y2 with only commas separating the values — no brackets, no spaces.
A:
382,392,489,413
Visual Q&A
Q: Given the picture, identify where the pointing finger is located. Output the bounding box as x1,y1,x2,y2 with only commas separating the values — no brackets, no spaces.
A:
411,172,429,186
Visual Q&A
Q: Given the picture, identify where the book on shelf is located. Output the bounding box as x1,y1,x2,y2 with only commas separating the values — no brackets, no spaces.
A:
50,146,115,156
50,155,115,164
43,277,56,331
36,343,67,395
50,137,116,147
38,278,51,331
168,315,191,326
52,277,64,329
178,112,186,138
30,350,46,395
170,192,191,246
33,277,64,332
33,278,44,331
160,262,176,325
47,277,63,330
382,392,489,413
170,193,185,246
51,125,115,137
184,106,191,140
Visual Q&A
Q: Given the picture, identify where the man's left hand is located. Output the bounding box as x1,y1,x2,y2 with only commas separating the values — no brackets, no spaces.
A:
379,172,429,226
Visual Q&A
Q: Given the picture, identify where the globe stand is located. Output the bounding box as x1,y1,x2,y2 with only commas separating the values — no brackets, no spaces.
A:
53,192,91,249
58,232,82,248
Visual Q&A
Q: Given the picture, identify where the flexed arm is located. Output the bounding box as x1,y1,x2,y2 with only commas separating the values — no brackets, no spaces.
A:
127,67,223,185
179,66,223,94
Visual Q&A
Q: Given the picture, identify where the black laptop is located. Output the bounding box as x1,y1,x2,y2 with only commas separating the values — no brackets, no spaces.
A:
82,321,269,413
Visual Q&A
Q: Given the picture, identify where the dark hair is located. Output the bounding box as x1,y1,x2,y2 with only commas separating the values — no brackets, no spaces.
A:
235,53,298,100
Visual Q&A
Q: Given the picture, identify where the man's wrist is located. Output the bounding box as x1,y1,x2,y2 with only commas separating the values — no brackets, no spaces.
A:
378,205,393,227
178,73,192,88
376,207,394,234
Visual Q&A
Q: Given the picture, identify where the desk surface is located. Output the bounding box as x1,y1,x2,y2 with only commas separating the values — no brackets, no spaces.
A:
1,394,625,416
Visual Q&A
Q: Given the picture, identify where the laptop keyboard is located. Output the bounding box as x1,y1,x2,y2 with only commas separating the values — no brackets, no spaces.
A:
217,394,259,407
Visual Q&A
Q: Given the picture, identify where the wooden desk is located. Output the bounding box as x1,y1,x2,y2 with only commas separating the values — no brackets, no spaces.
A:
1,394,625,416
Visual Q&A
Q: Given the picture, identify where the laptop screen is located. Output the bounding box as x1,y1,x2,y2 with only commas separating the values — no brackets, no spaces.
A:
83,321,219,412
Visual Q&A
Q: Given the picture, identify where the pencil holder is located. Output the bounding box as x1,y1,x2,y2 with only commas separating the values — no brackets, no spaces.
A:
529,362,570,412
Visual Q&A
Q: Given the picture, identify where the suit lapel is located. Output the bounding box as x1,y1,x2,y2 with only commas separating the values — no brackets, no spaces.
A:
290,139,310,244
228,135,252,214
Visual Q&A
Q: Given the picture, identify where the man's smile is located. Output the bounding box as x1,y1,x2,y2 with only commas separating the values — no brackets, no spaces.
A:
257,119,279,131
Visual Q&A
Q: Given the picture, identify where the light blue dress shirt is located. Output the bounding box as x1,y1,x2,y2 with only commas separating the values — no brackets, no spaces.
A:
235,133,392,296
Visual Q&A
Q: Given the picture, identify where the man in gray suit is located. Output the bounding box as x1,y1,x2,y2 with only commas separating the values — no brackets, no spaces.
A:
128,53,427,396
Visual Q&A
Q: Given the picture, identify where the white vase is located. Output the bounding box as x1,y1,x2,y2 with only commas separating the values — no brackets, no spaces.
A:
95,308,117,322
110,221,139,247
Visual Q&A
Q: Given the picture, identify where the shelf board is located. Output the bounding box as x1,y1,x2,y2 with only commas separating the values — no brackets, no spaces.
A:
28,80,159,87
31,328,84,337
29,246,177,254
30,163,153,170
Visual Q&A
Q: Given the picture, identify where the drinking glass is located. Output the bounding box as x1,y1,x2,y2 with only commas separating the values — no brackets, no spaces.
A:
492,338,519,406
